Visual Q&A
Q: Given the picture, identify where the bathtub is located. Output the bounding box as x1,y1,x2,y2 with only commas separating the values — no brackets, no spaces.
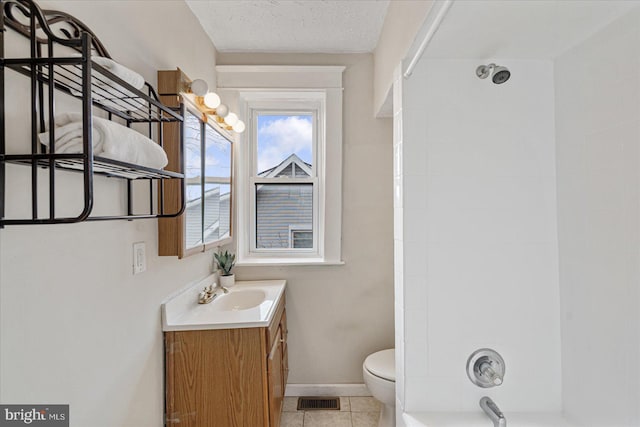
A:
403,412,575,427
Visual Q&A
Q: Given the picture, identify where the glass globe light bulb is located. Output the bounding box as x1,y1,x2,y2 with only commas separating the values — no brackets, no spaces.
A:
204,92,221,109
233,120,246,133
190,79,208,97
216,104,229,118
225,112,238,126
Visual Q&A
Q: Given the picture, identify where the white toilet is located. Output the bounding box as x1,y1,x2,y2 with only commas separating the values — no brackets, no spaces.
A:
363,349,396,427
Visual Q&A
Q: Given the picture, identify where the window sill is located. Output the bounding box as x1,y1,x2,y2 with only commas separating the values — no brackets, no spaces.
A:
236,258,345,267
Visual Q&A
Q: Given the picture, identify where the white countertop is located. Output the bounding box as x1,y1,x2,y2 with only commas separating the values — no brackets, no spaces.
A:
161,276,286,332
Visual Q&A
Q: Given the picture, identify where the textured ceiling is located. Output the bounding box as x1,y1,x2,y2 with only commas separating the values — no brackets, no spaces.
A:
425,0,640,59
186,0,390,53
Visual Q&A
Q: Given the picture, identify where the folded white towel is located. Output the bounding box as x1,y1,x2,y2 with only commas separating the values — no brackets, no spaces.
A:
90,56,145,90
39,113,168,170
65,54,145,112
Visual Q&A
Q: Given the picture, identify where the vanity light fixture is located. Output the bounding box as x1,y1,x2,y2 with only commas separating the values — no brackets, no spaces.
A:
186,79,245,134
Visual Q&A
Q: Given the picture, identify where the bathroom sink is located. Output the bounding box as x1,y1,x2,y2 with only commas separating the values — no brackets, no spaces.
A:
161,277,286,331
215,290,266,311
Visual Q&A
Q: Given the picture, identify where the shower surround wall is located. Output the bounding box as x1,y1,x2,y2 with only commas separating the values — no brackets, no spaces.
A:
396,59,561,415
555,8,640,426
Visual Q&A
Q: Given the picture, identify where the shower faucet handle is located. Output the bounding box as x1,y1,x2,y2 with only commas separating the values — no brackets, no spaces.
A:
466,348,506,388
479,361,503,386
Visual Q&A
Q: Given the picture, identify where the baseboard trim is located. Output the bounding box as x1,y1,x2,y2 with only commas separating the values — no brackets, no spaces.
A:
285,383,371,397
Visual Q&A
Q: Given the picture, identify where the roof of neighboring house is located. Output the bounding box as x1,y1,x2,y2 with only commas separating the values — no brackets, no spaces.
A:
258,153,312,178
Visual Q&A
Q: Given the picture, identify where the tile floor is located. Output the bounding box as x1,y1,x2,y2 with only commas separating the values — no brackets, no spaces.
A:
280,396,382,427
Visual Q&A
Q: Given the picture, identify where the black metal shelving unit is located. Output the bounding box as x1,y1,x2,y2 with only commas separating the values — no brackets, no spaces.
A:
0,0,185,226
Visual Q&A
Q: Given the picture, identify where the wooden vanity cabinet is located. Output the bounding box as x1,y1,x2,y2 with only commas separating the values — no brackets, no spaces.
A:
164,297,288,427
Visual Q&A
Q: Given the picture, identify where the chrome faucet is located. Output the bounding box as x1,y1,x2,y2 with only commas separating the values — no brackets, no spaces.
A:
480,396,506,427
212,282,229,295
197,283,229,304
198,285,216,304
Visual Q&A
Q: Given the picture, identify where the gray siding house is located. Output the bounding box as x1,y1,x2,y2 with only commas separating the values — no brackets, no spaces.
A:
185,187,231,247
256,154,313,249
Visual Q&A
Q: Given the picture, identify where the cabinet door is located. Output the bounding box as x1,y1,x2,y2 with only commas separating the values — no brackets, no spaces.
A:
165,329,266,427
268,328,284,427
280,311,289,386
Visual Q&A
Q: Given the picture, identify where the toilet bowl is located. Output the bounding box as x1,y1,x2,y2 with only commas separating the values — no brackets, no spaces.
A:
363,348,395,427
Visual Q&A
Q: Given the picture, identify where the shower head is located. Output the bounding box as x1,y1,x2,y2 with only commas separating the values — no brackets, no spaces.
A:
492,65,510,84
476,63,511,84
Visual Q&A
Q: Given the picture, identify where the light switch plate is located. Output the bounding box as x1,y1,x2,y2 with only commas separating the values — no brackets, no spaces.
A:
133,242,146,275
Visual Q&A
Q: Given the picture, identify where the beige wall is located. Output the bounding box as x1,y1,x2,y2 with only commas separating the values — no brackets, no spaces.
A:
40,0,218,87
0,2,217,426
218,52,395,384
373,0,433,116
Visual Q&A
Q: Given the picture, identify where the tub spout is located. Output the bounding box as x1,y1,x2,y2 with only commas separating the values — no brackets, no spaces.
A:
480,396,506,427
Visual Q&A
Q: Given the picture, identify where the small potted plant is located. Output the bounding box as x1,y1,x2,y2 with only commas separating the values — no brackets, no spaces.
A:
214,250,236,288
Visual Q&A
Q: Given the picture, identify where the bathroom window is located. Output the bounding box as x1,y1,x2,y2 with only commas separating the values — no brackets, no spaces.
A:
228,68,344,265
253,112,316,252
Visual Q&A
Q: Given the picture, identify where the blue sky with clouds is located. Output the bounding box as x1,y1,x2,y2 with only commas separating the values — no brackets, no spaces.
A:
184,112,313,200
184,111,232,201
257,114,313,173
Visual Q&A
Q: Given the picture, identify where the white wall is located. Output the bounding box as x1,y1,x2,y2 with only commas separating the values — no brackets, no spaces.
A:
217,52,395,385
555,8,640,426
398,59,561,412
0,2,217,426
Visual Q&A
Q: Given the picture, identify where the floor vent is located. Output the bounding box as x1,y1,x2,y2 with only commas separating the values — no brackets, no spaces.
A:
297,396,340,411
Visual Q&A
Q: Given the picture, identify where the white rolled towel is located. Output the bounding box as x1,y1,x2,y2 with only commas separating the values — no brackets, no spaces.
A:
39,113,168,169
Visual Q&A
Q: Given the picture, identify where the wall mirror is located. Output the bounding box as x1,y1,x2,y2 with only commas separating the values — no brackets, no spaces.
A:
183,108,233,252
158,68,233,259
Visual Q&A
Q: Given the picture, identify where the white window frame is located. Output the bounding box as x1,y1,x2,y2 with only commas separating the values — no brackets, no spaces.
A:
246,94,323,260
216,65,344,266
250,107,319,255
